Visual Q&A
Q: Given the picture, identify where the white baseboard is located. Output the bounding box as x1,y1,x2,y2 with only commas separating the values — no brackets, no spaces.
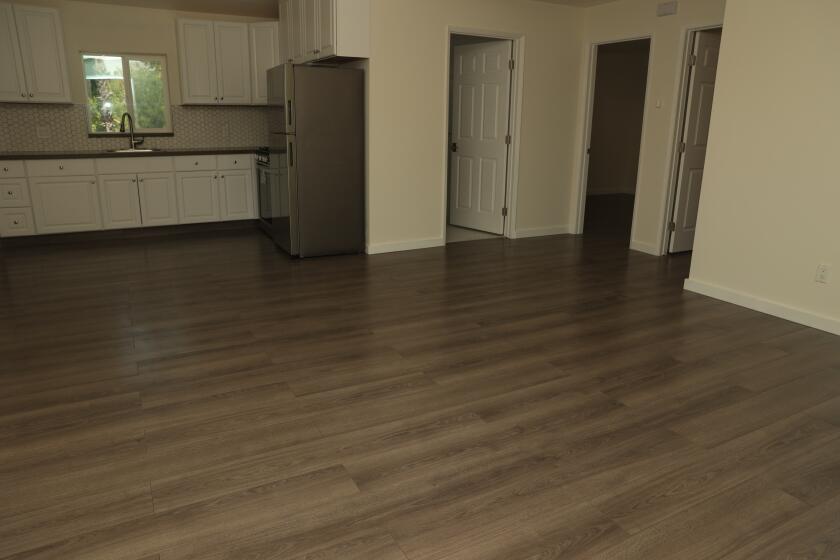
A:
512,225,570,239
684,278,840,336
629,239,663,256
366,237,445,255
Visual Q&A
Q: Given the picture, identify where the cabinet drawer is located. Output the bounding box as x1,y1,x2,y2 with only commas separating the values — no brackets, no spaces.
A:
217,154,252,170
96,157,175,175
0,161,26,178
0,178,31,207
26,159,97,177
0,208,35,237
174,155,217,172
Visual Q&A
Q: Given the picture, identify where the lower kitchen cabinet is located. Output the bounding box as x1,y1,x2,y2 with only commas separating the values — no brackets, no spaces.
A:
138,173,178,226
0,207,35,236
219,170,255,220
176,172,220,224
98,174,142,230
30,176,102,234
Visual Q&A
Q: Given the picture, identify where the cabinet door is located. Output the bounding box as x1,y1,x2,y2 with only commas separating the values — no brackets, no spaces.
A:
219,170,255,220
176,172,220,224
317,0,336,58
249,22,280,105
138,173,178,226
303,0,319,60
0,4,25,102
214,21,251,105
178,19,218,104
12,4,71,102
288,0,306,63
98,174,142,230
30,176,102,234
278,0,291,63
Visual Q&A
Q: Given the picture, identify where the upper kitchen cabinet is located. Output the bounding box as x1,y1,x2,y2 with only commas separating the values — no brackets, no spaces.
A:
0,3,71,103
177,19,252,105
287,0,369,64
249,22,281,105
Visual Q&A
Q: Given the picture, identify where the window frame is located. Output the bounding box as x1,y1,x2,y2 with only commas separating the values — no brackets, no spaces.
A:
82,52,174,136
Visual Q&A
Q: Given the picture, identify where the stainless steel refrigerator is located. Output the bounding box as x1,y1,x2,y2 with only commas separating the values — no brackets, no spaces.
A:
258,64,365,258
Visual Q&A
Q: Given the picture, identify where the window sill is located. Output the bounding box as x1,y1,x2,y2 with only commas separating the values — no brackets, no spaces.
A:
88,132,174,138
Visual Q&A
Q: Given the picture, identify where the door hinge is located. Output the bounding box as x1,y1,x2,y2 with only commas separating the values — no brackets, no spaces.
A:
509,59,515,71
502,207,509,217
505,134,512,145
679,142,687,153
668,221,677,232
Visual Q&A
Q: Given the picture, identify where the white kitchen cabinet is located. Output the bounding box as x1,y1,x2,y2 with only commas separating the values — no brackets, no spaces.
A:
30,176,102,234
219,170,255,220
0,4,26,102
176,172,220,224
98,174,142,230
0,207,34,237
214,22,251,105
178,19,252,105
287,0,369,63
0,3,71,103
278,0,290,63
0,178,30,207
249,22,280,105
138,173,178,227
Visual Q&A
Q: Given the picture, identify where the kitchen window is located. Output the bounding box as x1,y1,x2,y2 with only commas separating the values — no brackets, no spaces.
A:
83,53,173,134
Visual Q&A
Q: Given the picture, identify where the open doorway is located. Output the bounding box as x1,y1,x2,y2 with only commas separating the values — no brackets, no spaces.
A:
666,27,723,254
581,38,651,240
445,33,514,244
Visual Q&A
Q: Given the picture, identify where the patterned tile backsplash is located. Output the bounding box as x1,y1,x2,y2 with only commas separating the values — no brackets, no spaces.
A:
0,104,271,152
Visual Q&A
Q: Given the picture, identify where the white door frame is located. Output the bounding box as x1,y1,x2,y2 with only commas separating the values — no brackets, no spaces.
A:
574,35,654,238
443,26,524,240
660,24,724,255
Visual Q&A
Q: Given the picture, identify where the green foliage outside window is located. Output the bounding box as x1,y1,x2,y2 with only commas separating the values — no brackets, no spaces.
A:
83,54,171,134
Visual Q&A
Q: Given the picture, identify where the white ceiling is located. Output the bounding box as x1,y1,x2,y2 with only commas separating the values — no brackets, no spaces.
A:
80,0,619,18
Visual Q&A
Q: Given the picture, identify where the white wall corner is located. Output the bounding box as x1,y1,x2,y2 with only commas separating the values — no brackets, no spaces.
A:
512,225,571,239
366,237,445,255
684,278,840,337
629,239,663,256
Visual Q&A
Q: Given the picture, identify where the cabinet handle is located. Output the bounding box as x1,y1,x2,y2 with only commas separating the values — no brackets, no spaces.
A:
132,179,137,183
7,191,14,196
2,167,8,172
233,160,237,164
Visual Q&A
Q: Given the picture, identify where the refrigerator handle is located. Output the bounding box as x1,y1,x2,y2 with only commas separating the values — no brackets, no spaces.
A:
287,100,293,127
288,141,294,168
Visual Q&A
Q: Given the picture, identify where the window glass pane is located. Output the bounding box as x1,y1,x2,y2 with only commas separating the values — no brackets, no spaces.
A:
83,55,123,80
129,58,167,130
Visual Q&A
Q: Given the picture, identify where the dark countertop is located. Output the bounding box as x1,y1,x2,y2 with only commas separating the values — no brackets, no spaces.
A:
0,147,265,160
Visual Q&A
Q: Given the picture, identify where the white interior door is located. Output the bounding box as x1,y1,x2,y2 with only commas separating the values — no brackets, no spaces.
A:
670,29,722,253
448,40,513,235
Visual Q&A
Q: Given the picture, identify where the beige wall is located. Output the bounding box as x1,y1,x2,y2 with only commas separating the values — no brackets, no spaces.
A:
16,0,269,106
573,0,726,253
366,0,583,251
587,39,648,196
687,0,840,334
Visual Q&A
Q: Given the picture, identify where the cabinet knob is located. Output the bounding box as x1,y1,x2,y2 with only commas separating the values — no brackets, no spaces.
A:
7,191,14,196
59,165,64,170
221,175,225,179
233,160,237,164
13,220,19,225
3,167,8,172
139,179,144,183
132,179,137,183
20,93,25,98
90,181,95,184
221,97,224,101
28,93,33,97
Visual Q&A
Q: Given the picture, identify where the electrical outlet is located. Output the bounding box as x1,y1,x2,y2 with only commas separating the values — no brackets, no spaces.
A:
815,264,832,285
